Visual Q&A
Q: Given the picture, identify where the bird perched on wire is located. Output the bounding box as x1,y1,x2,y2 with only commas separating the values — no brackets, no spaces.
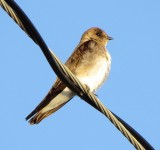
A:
26,27,112,124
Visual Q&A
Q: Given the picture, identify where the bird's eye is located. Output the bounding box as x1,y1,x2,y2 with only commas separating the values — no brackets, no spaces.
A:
96,32,101,36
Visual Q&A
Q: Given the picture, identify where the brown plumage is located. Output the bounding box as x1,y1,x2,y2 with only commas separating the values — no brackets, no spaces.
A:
26,27,112,124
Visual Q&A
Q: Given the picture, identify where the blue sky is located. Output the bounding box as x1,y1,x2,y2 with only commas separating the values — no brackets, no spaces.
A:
0,0,160,149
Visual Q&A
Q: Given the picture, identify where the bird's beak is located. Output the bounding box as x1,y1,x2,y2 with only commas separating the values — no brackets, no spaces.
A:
108,36,113,40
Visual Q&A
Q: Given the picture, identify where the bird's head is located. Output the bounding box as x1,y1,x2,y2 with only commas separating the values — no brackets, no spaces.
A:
80,27,113,46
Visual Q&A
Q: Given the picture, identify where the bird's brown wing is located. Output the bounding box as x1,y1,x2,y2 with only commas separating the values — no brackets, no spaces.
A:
25,79,66,121
25,41,92,122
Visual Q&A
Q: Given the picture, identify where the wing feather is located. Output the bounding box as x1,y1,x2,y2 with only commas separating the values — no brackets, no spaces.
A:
25,41,91,122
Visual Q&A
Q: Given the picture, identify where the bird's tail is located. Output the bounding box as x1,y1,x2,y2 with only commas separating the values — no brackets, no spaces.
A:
29,101,68,125
26,87,75,125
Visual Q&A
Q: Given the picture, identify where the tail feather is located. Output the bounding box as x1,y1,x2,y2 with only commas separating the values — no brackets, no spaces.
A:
29,100,70,125
26,87,75,124
25,109,37,121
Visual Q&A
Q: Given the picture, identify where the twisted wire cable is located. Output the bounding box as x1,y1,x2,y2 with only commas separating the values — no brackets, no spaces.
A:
0,0,154,149
0,0,36,43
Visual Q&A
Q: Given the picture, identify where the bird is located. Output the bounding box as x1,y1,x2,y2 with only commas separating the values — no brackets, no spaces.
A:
26,27,112,124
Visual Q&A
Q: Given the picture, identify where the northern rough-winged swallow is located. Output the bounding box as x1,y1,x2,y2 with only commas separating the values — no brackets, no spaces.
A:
26,27,112,124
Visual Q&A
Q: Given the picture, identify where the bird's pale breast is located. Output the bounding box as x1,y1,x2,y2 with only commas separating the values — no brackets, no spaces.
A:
75,50,111,92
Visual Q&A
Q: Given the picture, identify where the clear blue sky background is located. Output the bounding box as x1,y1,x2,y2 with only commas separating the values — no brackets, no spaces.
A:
0,0,159,149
